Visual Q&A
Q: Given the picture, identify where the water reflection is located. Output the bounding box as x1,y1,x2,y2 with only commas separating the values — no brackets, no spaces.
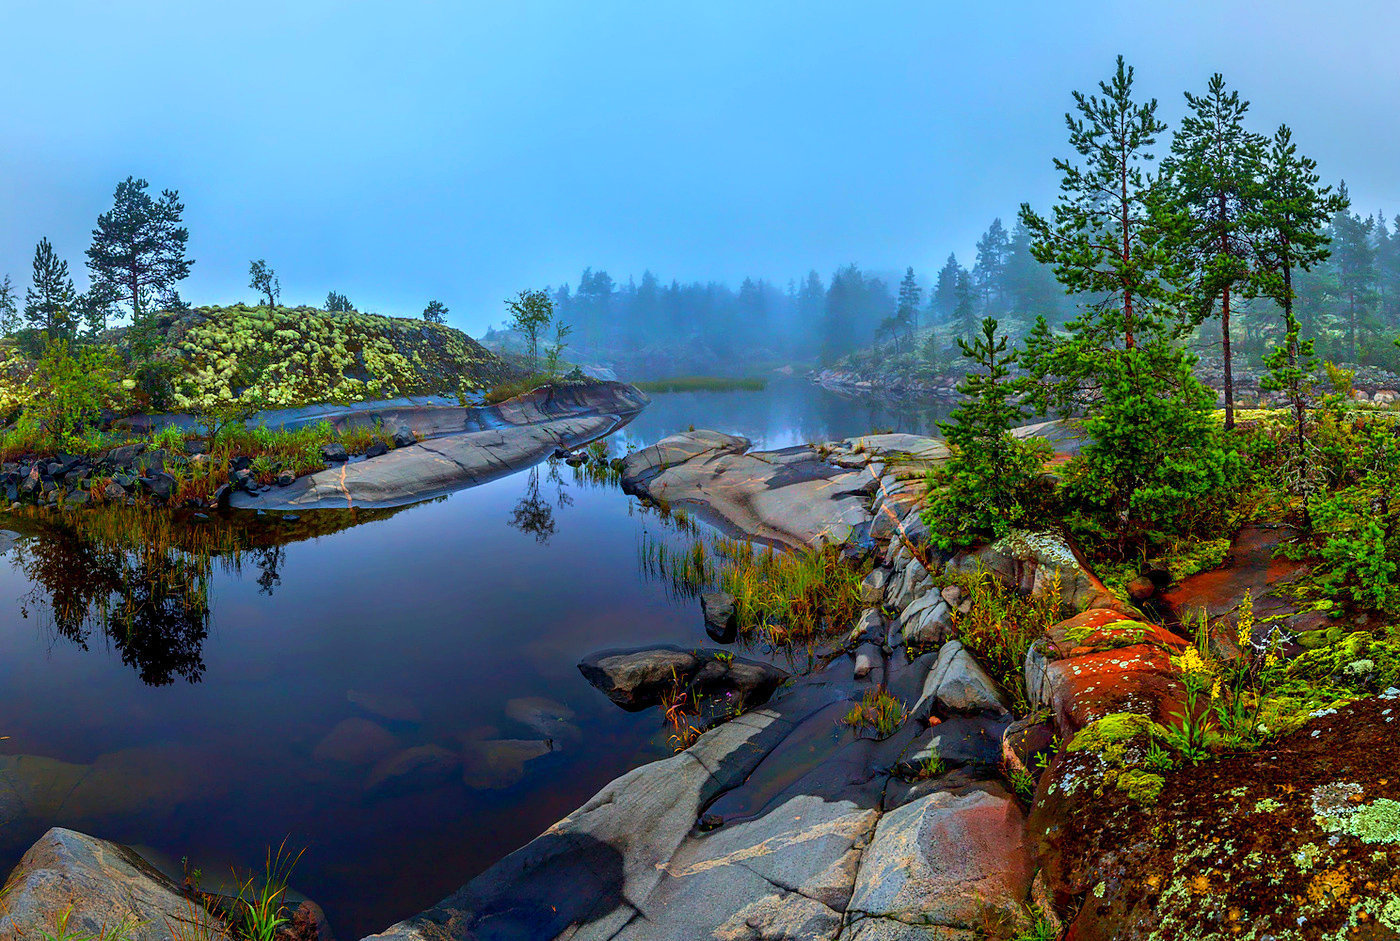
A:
7,505,413,686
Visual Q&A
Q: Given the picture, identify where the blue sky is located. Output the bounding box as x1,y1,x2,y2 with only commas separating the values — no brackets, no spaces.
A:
3,1,1398,334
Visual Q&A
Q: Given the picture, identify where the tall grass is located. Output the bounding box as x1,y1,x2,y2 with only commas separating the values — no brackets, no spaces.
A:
942,566,1062,713
638,523,868,648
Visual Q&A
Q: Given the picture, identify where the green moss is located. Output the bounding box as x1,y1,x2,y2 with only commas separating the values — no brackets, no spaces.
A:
1067,712,1157,754
1117,768,1166,804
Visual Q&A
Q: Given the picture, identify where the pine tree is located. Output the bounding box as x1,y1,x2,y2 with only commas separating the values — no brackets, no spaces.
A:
1330,184,1375,361
1250,125,1345,380
326,291,354,312
0,275,17,336
86,177,193,324
895,267,921,347
249,260,280,306
973,218,1010,312
922,318,1052,548
25,238,78,339
1260,305,1319,463
953,269,976,341
1156,73,1265,430
932,253,962,320
1019,57,1173,360
423,299,448,324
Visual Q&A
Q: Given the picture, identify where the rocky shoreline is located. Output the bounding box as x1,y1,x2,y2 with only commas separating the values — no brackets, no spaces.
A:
3,423,1396,940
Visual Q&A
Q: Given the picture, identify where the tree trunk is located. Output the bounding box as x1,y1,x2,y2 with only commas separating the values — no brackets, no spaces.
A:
1222,284,1234,430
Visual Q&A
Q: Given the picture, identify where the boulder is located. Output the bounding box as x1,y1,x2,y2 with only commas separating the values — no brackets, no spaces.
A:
320,442,349,463
0,828,230,941
577,645,787,718
860,568,890,605
460,738,553,789
504,696,580,743
898,594,953,651
364,441,389,459
848,784,1033,934
387,424,417,449
311,717,400,766
913,641,1009,716
365,745,460,797
700,591,737,644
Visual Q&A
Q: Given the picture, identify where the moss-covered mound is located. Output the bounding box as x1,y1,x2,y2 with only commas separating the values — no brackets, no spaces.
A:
160,305,518,410
1037,693,1400,941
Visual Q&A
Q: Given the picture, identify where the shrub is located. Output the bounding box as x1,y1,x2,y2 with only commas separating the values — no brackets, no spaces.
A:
23,339,123,442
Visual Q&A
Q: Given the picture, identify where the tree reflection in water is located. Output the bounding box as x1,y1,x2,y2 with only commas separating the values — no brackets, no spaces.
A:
7,504,411,686
509,466,557,543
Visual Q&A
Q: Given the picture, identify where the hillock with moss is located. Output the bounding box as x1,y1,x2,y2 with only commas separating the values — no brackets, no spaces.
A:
149,304,520,411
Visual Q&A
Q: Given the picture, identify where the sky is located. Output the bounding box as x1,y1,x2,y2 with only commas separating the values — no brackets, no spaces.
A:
3,0,1399,335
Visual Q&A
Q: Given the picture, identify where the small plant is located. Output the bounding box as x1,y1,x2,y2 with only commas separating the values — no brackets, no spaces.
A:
1011,906,1061,941
944,566,1061,713
151,424,188,453
1008,767,1036,801
36,907,141,941
842,686,906,738
659,667,701,752
233,840,304,941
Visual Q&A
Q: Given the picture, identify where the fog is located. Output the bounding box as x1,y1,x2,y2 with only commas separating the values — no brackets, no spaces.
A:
3,1,1400,372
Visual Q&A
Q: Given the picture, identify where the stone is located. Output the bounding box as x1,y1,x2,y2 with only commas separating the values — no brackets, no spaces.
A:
940,585,963,606
365,745,460,797
1126,575,1156,601
848,784,1032,934
347,688,424,723
853,643,880,680
577,645,787,716
504,696,580,742
139,473,175,500
277,471,297,487
320,442,349,463
898,594,953,651
461,738,553,789
102,481,126,502
1001,714,1056,779
913,641,1010,716
860,567,890,604
364,441,389,459
311,718,400,766
387,424,417,448
852,607,884,645
0,828,231,941
105,442,147,466
133,449,167,475
700,590,738,643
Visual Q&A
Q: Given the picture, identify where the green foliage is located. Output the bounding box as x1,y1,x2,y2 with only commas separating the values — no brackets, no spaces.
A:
484,374,550,404
234,841,303,941
923,318,1053,550
248,260,279,306
1060,341,1239,559
0,274,18,336
23,339,123,442
325,291,354,312
506,288,555,369
34,906,141,941
842,685,906,738
942,566,1062,713
422,299,448,324
86,177,192,324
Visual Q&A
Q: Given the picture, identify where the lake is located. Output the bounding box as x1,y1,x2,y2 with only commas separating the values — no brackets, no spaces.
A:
0,380,951,938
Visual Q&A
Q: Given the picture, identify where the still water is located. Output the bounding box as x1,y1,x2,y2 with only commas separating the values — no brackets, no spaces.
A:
0,380,949,938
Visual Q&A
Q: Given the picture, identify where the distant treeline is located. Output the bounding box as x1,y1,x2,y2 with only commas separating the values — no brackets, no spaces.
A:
491,227,1069,372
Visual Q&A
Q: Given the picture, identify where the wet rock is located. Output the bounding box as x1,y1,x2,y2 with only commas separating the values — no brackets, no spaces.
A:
504,696,580,743
365,745,460,797
853,643,880,680
460,738,553,789
1126,575,1156,602
347,688,423,723
0,827,230,941
913,641,1009,716
277,471,297,487
364,441,389,459
577,645,787,717
320,442,349,463
312,718,400,766
700,590,737,643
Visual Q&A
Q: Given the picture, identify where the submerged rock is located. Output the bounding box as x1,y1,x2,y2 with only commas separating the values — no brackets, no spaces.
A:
347,688,424,723
504,696,580,743
699,591,737,643
364,745,460,797
460,738,553,789
312,718,400,766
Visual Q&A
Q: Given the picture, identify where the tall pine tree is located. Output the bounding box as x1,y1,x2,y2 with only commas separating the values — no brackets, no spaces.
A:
1156,73,1264,429
25,238,78,339
86,177,193,325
